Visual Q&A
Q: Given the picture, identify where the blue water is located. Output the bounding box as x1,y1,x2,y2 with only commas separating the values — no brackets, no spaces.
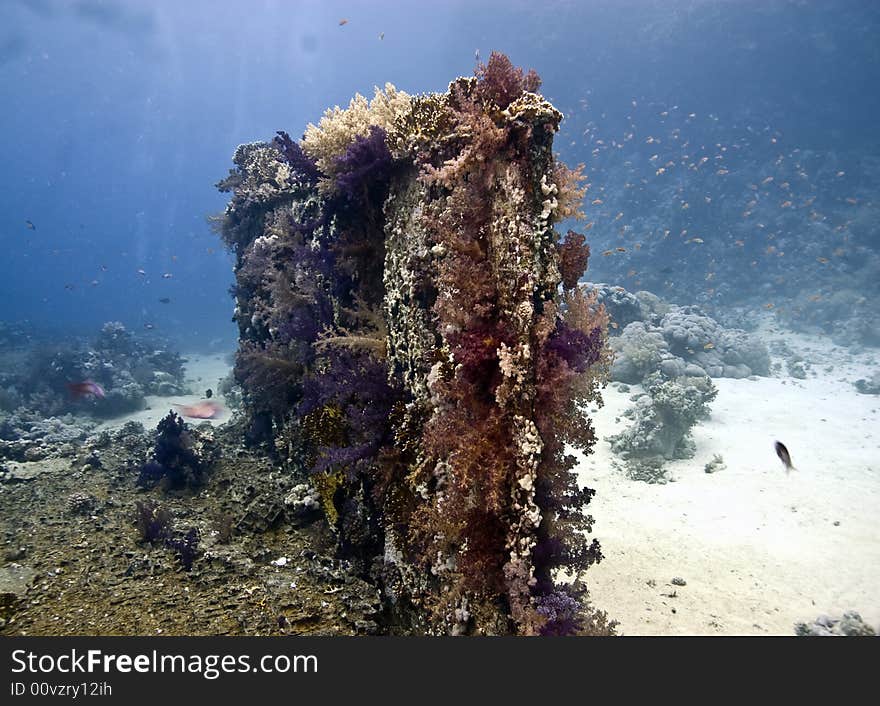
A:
1,0,877,349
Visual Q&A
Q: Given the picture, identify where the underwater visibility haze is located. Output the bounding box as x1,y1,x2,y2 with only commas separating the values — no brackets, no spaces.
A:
0,0,878,637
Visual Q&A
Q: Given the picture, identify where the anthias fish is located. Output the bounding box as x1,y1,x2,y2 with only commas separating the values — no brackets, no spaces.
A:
774,441,795,472
66,380,105,399
175,401,222,419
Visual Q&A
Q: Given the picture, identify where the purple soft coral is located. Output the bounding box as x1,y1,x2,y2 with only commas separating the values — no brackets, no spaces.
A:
333,126,394,203
546,322,604,373
299,348,400,479
274,130,322,183
535,588,583,636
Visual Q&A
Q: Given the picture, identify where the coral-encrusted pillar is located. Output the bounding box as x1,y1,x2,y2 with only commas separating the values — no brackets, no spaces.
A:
217,53,613,635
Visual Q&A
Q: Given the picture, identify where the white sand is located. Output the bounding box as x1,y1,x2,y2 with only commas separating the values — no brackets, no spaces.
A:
578,328,880,635
96,352,235,430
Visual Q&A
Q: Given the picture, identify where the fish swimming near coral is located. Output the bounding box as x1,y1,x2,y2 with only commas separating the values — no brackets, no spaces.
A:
774,441,796,473
66,380,105,399
25,219,36,230
175,400,222,419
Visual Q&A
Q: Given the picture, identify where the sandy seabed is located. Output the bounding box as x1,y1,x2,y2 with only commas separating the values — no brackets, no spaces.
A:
128,330,879,637
96,352,235,432
579,328,880,635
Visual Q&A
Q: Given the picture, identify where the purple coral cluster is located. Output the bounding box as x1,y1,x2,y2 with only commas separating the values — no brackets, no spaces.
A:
273,130,321,184
333,126,394,204
135,411,208,489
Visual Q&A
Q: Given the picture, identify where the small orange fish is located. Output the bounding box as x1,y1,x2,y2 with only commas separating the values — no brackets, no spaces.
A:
339,18,348,26
845,197,858,205
765,303,775,309
591,199,603,205
734,240,745,247
616,246,627,252
602,250,614,256
816,257,829,264
703,342,714,350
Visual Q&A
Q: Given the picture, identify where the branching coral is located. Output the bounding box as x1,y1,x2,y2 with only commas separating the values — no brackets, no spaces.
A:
217,54,613,635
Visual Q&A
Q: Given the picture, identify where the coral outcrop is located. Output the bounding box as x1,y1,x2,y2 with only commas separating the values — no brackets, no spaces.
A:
216,54,614,635
0,321,189,418
609,374,718,483
590,283,770,384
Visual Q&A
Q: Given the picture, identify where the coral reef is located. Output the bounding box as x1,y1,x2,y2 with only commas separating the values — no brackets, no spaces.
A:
573,99,880,349
592,283,770,384
0,321,189,418
216,53,614,635
609,374,718,482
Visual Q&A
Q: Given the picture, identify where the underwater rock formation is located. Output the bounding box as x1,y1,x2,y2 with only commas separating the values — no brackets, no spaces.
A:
795,611,877,637
590,283,770,384
216,53,614,635
854,371,880,395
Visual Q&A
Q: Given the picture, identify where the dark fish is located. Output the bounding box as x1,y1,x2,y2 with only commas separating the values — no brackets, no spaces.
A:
774,441,795,472
205,388,213,398
25,219,36,230
158,297,171,304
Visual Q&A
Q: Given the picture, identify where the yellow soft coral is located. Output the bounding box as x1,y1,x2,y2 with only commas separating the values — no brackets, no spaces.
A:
302,83,411,180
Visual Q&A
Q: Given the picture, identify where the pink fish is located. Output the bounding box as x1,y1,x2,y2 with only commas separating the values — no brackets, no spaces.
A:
66,380,105,399
175,400,222,419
